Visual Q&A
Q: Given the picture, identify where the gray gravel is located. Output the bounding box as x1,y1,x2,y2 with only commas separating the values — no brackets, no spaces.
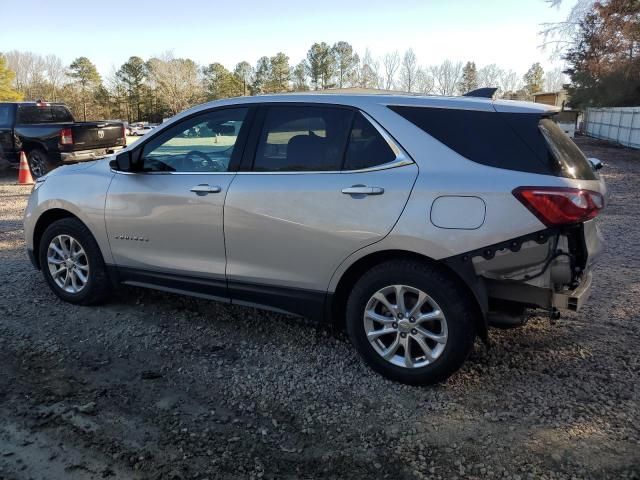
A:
0,136,638,480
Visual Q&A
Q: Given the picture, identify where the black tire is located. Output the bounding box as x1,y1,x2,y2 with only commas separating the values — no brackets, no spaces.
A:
346,260,478,386
38,218,111,305
27,149,55,179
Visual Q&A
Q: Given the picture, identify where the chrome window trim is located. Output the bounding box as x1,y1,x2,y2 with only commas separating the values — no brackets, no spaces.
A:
235,158,414,175
111,169,235,176
111,159,414,176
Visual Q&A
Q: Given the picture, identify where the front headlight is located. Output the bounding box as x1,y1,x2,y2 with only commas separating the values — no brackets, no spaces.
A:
32,177,47,191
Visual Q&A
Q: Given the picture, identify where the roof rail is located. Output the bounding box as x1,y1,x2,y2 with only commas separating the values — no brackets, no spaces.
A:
463,87,498,99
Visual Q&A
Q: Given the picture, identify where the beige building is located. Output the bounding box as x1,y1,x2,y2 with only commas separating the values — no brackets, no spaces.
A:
533,90,569,108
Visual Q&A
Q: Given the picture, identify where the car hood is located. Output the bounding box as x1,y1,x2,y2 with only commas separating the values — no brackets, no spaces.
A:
44,156,114,178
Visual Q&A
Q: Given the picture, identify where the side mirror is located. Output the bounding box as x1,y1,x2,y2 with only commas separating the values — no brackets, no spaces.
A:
588,157,603,171
111,151,132,171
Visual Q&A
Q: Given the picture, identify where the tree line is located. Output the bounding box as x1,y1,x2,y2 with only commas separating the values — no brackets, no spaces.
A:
1,43,563,122
562,0,639,109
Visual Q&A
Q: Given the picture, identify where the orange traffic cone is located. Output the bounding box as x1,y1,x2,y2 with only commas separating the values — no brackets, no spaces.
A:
18,151,34,185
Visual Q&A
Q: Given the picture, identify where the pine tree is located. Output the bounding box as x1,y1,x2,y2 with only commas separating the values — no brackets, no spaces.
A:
523,62,545,96
267,52,290,92
459,61,478,94
67,57,101,121
251,57,270,95
332,41,357,88
306,42,335,90
116,56,147,122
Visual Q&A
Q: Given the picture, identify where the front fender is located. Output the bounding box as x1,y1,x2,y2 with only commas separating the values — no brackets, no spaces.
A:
24,160,115,265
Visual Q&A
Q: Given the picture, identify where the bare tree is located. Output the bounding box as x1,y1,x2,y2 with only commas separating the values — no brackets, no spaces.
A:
415,68,434,94
477,64,503,88
382,51,400,90
499,69,522,95
4,51,46,98
357,49,380,89
540,0,597,56
44,54,66,101
399,49,418,92
430,60,463,95
147,52,203,115
544,67,566,91
233,61,254,96
4,50,31,93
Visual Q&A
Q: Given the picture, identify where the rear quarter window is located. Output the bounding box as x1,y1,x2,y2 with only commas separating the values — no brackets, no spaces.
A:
388,105,596,180
343,112,396,170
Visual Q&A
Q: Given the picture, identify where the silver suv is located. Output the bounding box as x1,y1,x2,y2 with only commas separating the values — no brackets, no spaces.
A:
24,94,605,385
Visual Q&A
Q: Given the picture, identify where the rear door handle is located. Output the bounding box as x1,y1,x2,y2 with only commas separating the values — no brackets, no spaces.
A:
190,184,222,195
341,185,385,195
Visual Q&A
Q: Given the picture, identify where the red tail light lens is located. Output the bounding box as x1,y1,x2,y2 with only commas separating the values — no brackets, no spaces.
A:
513,187,604,227
60,128,73,145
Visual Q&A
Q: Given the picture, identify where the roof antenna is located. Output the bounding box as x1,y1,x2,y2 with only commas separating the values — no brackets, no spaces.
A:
463,88,498,99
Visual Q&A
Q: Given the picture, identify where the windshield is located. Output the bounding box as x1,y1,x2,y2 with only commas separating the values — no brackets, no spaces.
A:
539,118,596,180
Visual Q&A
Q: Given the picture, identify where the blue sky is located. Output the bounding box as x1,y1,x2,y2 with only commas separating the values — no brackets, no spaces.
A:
0,0,573,76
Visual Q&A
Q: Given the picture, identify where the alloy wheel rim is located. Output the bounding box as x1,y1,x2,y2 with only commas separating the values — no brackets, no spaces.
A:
29,153,44,178
47,234,90,294
363,284,448,369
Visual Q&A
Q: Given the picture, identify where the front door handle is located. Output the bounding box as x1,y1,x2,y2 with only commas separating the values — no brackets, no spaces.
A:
190,184,222,195
341,185,385,195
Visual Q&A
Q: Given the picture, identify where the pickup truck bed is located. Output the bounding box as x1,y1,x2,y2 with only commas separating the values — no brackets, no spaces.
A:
0,102,125,178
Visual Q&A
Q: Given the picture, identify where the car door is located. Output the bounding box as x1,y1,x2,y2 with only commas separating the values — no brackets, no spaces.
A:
224,104,419,316
104,106,252,299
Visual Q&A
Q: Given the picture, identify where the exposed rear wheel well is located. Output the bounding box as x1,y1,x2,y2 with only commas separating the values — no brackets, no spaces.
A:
32,209,80,269
330,250,486,337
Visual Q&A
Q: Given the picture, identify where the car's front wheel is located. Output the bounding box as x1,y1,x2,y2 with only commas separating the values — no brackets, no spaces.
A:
38,218,111,305
346,260,478,385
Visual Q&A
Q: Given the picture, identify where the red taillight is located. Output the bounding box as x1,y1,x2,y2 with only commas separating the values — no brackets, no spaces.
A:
60,128,73,145
513,187,604,227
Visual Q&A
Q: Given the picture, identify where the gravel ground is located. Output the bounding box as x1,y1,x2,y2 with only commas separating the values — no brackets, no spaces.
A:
0,136,638,480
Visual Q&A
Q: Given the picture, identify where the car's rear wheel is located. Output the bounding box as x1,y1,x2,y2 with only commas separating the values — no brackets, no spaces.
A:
27,149,54,179
38,218,111,305
346,260,477,385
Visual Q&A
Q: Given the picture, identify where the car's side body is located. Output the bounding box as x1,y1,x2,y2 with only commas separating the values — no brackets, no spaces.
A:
24,93,605,331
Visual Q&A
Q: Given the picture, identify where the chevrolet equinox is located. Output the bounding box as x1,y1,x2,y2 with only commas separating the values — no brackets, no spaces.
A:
24,93,606,385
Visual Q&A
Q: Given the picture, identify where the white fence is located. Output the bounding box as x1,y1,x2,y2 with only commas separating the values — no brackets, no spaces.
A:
584,107,640,149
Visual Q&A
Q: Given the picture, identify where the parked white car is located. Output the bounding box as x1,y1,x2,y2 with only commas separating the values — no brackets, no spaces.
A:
129,125,155,136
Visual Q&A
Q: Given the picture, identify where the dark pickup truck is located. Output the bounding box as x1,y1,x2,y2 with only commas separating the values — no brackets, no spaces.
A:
0,101,126,178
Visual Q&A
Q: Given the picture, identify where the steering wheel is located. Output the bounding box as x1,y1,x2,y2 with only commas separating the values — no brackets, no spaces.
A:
184,150,225,172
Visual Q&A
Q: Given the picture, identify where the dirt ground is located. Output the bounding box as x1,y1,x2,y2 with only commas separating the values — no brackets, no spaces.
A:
0,136,638,480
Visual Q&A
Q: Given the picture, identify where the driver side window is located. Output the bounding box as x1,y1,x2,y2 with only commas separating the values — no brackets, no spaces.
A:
141,108,248,173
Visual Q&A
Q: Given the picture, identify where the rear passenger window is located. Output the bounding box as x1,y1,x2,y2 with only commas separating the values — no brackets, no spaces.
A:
253,106,353,172
16,105,73,124
17,106,53,124
343,113,396,170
